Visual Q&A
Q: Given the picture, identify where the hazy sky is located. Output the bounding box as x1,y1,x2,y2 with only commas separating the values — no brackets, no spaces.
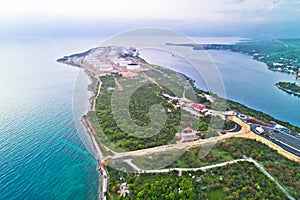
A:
1,0,300,38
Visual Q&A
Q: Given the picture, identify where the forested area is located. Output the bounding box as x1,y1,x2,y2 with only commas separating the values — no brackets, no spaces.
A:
169,138,300,198
94,75,180,150
277,81,300,95
108,161,288,200
92,71,234,151
168,40,300,74
91,58,300,200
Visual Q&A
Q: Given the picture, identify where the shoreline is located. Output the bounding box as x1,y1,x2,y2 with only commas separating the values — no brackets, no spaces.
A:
57,59,106,199
59,47,300,199
276,83,300,97
81,116,108,200
77,68,107,200
85,73,108,200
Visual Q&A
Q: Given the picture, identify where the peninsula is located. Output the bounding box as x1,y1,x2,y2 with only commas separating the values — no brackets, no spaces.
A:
58,46,300,199
276,81,300,96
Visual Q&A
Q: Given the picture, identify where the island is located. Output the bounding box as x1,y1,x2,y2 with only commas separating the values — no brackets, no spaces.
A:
276,82,300,96
57,46,300,199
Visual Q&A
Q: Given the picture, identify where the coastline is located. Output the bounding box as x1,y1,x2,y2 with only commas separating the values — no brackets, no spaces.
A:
276,83,300,97
82,116,108,200
78,69,107,200
58,57,109,200
58,47,300,199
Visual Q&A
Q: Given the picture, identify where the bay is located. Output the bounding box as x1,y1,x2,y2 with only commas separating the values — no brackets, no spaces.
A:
139,48,300,127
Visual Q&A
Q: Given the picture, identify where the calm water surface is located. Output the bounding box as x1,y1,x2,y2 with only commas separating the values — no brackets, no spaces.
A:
0,38,105,199
140,49,300,127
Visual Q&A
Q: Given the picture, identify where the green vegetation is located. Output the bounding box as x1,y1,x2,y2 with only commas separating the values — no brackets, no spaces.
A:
169,138,300,198
168,39,300,75
108,161,288,200
131,149,185,170
108,138,299,199
223,120,236,130
91,65,300,153
86,53,299,199
94,74,181,151
91,66,233,151
92,70,200,151
88,76,100,94
277,81,300,96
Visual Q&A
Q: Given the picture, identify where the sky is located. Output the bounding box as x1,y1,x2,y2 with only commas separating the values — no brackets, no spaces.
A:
1,0,300,39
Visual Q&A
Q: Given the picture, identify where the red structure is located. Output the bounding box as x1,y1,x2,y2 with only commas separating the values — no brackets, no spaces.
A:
191,103,205,111
247,118,272,127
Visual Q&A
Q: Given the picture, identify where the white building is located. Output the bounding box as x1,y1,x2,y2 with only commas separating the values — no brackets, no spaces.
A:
114,58,132,67
273,62,284,66
180,126,199,142
255,126,264,134
126,63,140,70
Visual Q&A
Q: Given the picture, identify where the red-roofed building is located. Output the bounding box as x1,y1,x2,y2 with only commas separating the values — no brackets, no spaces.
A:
185,126,193,131
190,103,208,113
180,126,199,142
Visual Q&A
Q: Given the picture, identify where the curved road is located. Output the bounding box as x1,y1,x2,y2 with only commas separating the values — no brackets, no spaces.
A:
124,158,295,200
233,112,300,159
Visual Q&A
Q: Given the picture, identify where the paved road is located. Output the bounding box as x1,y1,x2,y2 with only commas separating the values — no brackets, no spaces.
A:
249,125,300,158
272,130,300,150
254,126,300,158
234,112,300,159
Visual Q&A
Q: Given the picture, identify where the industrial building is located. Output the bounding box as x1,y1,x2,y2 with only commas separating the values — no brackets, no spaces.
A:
126,63,140,70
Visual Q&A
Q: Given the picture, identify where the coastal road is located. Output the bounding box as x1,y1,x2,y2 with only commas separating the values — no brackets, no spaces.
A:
272,130,300,150
233,112,300,159
250,125,300,158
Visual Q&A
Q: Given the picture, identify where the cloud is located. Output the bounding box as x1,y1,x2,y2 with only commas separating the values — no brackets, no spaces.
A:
232,0,246,3
0,0,290,21
0,0,300,38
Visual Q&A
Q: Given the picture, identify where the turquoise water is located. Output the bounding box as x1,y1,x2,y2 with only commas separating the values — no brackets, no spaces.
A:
1,35,300,199
0,38,104,199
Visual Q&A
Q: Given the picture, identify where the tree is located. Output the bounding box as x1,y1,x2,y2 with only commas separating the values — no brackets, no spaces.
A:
198,122,209,131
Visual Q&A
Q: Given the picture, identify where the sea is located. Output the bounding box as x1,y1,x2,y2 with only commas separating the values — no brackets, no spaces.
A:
0,37,105,199
0,35,299,200
139,46,300,127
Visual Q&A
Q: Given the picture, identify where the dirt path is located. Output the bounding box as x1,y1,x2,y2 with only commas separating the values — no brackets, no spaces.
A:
143,73,163,90
92,77,102,111
128,158,295,200
107,133,242,160
114,77,123,91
